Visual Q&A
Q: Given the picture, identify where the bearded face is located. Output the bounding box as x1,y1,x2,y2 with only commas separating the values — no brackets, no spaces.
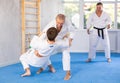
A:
56,18,65,32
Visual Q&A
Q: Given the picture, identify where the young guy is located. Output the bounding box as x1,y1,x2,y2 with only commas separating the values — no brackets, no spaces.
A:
20,27,70,77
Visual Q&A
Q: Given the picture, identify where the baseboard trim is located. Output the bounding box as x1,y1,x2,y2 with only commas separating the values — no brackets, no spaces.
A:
0,60,19,67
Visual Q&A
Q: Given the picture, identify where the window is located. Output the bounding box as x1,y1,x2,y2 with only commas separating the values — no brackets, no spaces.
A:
84,3,96,28
64,0,79,1
63,0,120,29
63,1,80,29
84,0,115,1
103,4,115,28
117,3,120,29
84,3,114,28
84,0,98,1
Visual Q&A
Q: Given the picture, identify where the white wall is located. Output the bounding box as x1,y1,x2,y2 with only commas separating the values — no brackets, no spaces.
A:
0,0,119,67
70,30,120,53
117,31,120,53
40,0,120,53
0,0,21,67
0,0,62,67
40,0,62,30
70,30,89,52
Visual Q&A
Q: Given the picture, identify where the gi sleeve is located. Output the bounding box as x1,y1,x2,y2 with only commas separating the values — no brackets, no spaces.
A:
105,13,112,27
86,13,93,29
30,36,39,49
56,38,69,50
40,20,55,40
67,19,76,39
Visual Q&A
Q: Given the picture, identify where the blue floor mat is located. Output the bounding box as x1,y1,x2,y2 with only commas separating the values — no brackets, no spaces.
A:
0,52,120,83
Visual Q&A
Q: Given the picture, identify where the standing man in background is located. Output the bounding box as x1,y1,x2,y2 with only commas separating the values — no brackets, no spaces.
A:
86,2,112,63
37,14,76,80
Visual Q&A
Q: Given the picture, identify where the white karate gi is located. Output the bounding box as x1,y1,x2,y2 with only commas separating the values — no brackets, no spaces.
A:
41,19,76,71
20,36,69,70
86,11,112,59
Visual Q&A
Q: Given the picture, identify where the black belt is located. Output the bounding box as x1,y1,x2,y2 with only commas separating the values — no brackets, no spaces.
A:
93,27,105,39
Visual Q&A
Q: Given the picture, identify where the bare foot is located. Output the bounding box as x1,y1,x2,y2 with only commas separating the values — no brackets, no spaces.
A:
49,67,56,73
21,72,31,77
86,58,91,62
48,65,56,73
64,71,71,80
36,68,44,74
107,58,112,63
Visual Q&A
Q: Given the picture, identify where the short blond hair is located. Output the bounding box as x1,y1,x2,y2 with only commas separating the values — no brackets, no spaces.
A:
56,14,65,21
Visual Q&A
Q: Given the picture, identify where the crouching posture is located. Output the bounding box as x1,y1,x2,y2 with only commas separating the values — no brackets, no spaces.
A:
19,27,69,77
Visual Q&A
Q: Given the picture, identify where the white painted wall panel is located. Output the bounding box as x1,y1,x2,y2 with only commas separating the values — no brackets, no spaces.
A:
0,0,21,67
